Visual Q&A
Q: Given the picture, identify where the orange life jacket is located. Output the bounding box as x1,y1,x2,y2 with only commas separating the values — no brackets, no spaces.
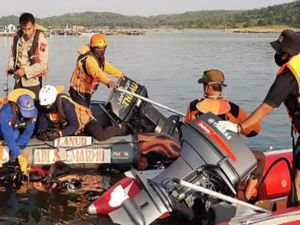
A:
70,49,104,95
47,94,92,134
196,98,231,116
277,54,300,131
185,98,261,137
12,30,45,78
185,98,231,122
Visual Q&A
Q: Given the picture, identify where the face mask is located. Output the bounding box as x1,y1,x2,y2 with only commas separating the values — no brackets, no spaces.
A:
274,52,289,67
92,47,106,59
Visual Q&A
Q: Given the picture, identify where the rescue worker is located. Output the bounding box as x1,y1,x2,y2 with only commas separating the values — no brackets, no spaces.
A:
36,84,127,142
186,69,261,137
0,89,38,174
186,69,261,200
7,12,48,98
218,30,300,204
69,33,124,107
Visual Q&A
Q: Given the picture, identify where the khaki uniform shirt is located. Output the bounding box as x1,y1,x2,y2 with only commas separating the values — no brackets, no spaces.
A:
8,30,48,87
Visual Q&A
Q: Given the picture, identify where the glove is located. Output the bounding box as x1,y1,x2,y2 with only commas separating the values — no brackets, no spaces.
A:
120,73,126,80
36,129,48,141
47,130,61,141
17,154,28,176
217,121,239,133
0,145,9,168
107,81,119,89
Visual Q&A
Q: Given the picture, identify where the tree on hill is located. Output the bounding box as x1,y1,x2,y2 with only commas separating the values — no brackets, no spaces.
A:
0,1,299,29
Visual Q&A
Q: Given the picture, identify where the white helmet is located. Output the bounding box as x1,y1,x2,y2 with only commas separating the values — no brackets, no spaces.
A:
39,85,58,106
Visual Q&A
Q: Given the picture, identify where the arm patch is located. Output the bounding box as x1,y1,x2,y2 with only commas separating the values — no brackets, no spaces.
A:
40,43,47,52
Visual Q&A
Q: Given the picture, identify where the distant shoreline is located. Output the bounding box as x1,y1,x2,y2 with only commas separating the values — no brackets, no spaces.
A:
0,26,298,38
145,26,300,33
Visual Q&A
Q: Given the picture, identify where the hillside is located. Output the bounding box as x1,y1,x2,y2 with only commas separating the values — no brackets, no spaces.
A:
0,1,299,29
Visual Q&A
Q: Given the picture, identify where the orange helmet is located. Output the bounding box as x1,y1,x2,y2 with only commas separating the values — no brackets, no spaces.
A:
90,34,108,48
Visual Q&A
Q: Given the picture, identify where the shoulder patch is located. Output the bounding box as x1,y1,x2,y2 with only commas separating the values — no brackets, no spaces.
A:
40,43,47,52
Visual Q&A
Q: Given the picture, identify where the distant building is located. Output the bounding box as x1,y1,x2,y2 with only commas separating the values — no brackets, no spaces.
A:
72,25,85,33
6,24,16,32
0,24,16,37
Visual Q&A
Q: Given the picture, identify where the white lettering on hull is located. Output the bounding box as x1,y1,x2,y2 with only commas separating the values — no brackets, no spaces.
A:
53,136,92,148
33,148,111,164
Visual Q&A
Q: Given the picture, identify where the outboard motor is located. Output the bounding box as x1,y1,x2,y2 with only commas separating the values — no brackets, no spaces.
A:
91,77,180,138
152,113,257,222
89,113,258,225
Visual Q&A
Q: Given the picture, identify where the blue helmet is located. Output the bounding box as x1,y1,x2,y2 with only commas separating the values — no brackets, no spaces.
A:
17,94,37,118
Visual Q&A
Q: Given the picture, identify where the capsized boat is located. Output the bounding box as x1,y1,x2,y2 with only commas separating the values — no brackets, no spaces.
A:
0,77,180,170
88,113,296,225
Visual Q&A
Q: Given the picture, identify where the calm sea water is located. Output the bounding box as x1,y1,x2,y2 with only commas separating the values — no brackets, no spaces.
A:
0,31,292,224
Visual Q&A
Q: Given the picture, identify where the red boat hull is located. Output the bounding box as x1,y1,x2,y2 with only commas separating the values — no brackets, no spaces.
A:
88,177,140,215
218,206,300,225
238,149,293,201
90,148,295,217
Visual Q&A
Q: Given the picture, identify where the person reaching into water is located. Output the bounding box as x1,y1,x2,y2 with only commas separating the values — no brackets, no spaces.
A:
185,69,262,201
0,89,37,175
36,84,128,142
69,33,125,107
218,30,300,204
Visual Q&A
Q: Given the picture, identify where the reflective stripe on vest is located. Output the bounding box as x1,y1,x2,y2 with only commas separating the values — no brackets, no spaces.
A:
70,51,103,95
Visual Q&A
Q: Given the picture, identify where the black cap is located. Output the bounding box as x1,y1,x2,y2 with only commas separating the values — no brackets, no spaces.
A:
270,29,300,56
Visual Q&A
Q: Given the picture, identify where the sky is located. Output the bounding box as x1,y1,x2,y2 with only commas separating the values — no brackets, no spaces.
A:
1,0,296,18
